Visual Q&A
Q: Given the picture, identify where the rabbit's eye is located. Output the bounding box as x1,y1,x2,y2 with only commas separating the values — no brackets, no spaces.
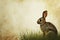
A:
40,19,41,21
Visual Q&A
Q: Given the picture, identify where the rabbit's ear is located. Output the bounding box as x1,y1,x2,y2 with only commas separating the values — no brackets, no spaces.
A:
42,10,47,18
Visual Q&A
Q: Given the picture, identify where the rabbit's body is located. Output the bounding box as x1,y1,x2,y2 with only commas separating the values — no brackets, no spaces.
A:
37,10,58,36
40,22,58,36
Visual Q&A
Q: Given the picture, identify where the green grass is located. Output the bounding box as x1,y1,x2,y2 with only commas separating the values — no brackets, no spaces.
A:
20,32,60,40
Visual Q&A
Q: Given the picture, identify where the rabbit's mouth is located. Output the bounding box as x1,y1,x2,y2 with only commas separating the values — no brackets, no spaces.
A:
39,22,41,24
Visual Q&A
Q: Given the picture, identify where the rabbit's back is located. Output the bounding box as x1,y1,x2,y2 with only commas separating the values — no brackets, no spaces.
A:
47,22,58,34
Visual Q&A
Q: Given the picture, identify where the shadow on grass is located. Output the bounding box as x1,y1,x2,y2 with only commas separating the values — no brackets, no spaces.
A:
20,33,60,40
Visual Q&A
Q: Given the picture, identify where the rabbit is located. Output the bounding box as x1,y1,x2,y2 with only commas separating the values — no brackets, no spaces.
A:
37,10,58,37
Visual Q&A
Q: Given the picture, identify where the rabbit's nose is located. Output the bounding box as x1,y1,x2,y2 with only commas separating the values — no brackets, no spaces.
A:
37,20,40,24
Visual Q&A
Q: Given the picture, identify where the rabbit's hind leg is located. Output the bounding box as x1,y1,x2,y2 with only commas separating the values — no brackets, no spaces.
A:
46,31,58,40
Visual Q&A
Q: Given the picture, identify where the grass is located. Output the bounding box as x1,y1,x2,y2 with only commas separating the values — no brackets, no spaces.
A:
1,32,60,40
21,32,60,40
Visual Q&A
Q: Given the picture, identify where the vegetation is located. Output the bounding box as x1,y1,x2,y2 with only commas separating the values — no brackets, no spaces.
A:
21,32,60,40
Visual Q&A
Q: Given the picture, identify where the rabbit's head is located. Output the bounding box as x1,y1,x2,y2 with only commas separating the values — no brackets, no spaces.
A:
37,10,47,25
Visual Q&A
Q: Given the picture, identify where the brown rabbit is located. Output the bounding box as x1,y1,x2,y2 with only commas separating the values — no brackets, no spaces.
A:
37,10,58,37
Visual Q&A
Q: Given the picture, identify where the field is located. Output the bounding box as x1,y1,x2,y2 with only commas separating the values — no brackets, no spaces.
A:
20,32,60,40
1,32,60,40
